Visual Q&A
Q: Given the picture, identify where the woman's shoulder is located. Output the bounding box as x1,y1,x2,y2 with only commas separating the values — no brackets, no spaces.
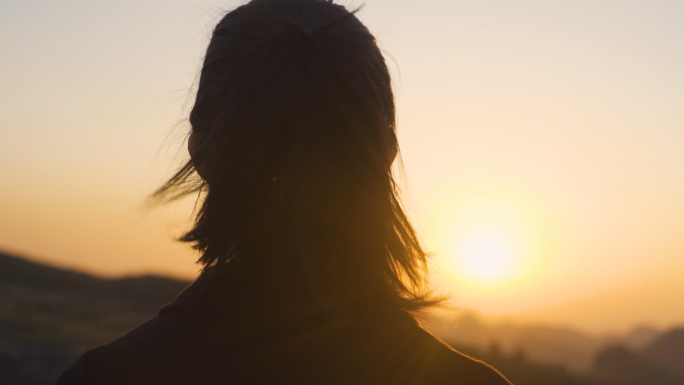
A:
56,311,511,385
388,321,512,385
54,274,512,385
54,312,200,385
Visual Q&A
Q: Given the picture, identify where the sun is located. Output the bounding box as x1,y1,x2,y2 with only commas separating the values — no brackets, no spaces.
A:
458,232,514,282
431,196,542,288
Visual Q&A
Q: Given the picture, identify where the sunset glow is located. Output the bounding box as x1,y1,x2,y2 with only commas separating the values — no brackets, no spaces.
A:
2,0,684,333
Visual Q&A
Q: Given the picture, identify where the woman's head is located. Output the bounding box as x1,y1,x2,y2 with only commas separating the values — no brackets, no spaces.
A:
156,0,434,312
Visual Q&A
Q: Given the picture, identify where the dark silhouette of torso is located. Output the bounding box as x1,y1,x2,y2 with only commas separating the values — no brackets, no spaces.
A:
56,262,511,384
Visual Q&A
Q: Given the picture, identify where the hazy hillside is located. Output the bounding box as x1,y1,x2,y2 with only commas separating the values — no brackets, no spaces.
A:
424,311,609,372
616,325,661,350
591,328,684,385
423,309,667,373
643,328,684,378
421,308,684,384
592,345,683,385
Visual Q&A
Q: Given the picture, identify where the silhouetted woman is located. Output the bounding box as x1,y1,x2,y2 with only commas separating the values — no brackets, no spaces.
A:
57,0,511,383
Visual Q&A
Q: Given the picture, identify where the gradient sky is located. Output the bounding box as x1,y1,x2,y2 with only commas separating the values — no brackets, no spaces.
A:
1,0,683,333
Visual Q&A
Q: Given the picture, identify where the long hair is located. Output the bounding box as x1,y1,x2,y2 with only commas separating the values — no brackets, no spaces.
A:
153,0,437,313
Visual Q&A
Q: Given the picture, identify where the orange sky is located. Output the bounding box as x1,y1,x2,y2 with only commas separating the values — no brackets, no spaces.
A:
1,0,683,333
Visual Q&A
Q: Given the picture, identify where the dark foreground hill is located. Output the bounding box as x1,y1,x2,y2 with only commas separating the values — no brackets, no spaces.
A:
0,252,190,384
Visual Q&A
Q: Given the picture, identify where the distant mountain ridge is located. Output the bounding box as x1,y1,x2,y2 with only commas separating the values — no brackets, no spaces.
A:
643,328,684,378
592,344,684,385
0,252,190,301
425,311,608,372
591,328,684,385
424,310,669,374
423,304,684,384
